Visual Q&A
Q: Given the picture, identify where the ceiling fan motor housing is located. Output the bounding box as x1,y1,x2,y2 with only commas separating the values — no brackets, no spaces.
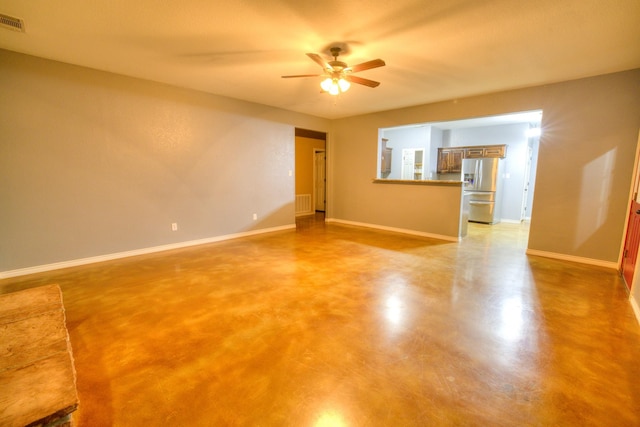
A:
328,47,348,72
328,61,348,73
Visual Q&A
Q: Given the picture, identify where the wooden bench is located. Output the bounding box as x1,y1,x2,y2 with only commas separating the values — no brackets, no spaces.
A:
0,285,79,427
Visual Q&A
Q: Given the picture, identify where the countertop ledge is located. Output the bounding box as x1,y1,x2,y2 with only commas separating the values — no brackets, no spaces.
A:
372,179,463,186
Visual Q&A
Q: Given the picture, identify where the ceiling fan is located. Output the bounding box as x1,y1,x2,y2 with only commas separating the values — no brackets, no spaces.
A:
282,47,385,95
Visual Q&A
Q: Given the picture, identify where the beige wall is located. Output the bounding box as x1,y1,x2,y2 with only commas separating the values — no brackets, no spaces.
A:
295,136,325,196
329,69,640,263
2,46,639,272
0,49,329,272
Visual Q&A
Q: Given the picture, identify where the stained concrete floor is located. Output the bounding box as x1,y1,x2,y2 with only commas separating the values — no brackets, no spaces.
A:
1,215,640,426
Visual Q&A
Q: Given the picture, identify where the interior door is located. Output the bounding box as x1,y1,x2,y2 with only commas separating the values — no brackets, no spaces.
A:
401,149,415,180
621,131,640,291
622,200,640,290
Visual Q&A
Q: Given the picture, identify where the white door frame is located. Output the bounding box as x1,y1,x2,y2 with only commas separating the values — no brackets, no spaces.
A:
313,149,326,212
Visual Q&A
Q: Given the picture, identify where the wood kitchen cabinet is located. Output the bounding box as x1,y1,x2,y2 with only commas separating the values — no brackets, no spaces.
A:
484,145,506,157
380,138,392,174
381,147,392,173
437,148,464,173
436,144,507,174
464,145,507,158
464,147,484,158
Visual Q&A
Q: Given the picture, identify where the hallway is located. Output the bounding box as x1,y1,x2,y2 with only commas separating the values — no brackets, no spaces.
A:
1,220,639,426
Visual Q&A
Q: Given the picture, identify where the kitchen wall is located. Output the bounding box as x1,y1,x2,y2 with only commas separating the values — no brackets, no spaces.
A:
0,49,329,274
329,69,640,265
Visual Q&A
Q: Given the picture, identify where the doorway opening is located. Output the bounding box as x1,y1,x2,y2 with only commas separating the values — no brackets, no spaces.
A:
295,128,326,219
377,110,543,246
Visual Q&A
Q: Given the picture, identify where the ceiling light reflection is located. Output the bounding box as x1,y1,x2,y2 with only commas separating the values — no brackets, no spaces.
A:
385,295,404,326
498,297,523,341
315,410,347,427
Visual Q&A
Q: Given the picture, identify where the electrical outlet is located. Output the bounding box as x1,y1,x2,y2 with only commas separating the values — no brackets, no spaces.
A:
171,223,178,231
252,213,257,221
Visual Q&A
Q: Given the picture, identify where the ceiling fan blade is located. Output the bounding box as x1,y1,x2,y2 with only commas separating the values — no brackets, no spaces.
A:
306,53,332,70
281,74,321,78
345,75,381,88
348,59,386,73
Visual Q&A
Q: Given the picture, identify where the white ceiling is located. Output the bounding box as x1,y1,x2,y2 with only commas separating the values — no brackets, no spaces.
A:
0,0,638,119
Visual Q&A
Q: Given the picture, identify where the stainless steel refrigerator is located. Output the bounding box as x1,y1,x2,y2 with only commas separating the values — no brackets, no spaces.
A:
462,157,503,224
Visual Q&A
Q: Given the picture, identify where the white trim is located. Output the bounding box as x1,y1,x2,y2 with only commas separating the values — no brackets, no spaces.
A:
630,294,640,326
326,218,460,242
0,224,296,279
525,248,617,269
313,148,326,214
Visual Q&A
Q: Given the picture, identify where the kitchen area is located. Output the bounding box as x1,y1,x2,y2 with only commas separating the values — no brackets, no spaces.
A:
443,144,506,225
376,111,541,237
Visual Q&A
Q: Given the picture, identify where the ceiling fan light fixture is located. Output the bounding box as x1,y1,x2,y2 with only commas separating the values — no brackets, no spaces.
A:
328,81,340,95
320,77,333,92
321,76,350,96
284,47,384,95
338,78,350,92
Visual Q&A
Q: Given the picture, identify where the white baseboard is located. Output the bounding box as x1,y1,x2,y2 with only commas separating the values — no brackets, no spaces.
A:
525,248,618,269
631,295,640,326
0,224,296,279
326,218,460,242
500,219,525,224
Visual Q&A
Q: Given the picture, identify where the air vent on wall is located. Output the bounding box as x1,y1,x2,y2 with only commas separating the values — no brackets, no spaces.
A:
0,13,25,32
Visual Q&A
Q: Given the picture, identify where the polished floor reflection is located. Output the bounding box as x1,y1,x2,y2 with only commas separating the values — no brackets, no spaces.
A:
2,216,639,426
